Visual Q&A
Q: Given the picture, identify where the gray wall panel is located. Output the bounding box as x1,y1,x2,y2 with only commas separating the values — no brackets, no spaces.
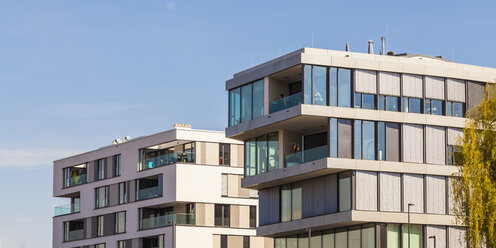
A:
356,171,378,211
403,174,424,213
425,76,445,100
338,119,352,159
355,69,377,94
449,227,466,248
447,128,463,146
386,123,400,162
302,174,338,218
402,124,424,163
379,172,401,212
426,225,446,248
379,72,400,96
426,126,446,165
467,81,485,112
447,79,466,102
109,183,119,206
259,187,280,225
103,213,115,236
426,175,446,214
402,74,423,98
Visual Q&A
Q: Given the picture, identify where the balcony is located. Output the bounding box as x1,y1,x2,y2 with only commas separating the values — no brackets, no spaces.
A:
63,164,88,188
139,142,195,171
68,229,84,241
141,151,195,170
140,213,195,230
137,186,162,201
54,202,80,216
270,92,303,114
286,144,329,167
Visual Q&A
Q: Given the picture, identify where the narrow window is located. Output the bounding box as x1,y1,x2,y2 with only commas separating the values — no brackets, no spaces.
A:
281,185,292,222
114,154,121,177
402,97,409,112
338,69,351,107
425,99,432,114
98,159,105,180
95,186,108,208
267,132,279,171
115,211,126,234
97,215,104,237
118,182,127,204
379,95,386,110
245,139,256,176
221,174,228,197
338,172,351,211
229,88,241,126
220,235,228,248
362,121,376,160
330,68,338,106
313,66,328,105
249,206,256,228
241,84,253,123
214,204,230,227
252,80,264,119
330,118,338,157
219,143,230,166
378,122,386,160
291,184,302,220
354,120,362,159
354,93,362,108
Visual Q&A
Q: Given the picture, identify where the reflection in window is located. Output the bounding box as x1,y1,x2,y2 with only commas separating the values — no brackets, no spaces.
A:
229,88,241,126
303,65,327,105
330,118,338,157
387,224,400,248
402,224,423,248
280,184,302,222
355,93,376,110
379,95,399,111
378,122,386,161
229,79,264,126
354,120,375,160
95,186,108,208
115,211,126,234
118,182,127,204
447,101,465,117
402,97,422,113
214,204,230,227
241,84,253,123
63,164,87,188
446,145,462,165
425,99,443,115
244,133,278,176
329,68,352,107
114,154,121,177
98,158,105,180
348,227,360,248
219,143,230,166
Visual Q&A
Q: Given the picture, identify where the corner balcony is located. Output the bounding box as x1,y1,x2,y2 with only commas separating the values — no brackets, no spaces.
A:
54,202,80,216
139,141,195,171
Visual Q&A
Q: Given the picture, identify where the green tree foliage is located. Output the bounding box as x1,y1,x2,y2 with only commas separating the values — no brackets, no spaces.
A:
453,86,496,248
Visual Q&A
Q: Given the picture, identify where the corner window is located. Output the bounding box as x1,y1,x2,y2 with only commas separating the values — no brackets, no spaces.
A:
219,143,230,166
244,132,278,176
63,163,87,187
303,65,327,105
229,79,264,126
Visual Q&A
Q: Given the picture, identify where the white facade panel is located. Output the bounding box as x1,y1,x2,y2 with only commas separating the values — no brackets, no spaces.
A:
426,225,446,248
447,78,466,102
379,72,400,96
402,74,423,98
426,126,446,165
426,175,446,214
355,69,377,94
221,174,228,196
403,174,424,213
379,172,401,212
425,76,445,100
449,227,466,248
447,127,463,146
356,171,378,211
402,124,424,163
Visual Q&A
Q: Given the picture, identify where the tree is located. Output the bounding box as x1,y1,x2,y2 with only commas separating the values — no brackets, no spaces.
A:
453,86,496,248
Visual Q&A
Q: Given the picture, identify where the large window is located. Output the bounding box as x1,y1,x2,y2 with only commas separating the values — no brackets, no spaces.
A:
63,220,85,242
330,68,352,107
402,224,423,248
330,118,353,159
139,142,195,170
214,204,230,227
63,164,87,188
280,183,302,222
229,79,264,126
244,132,278,176
95,186,108,208
97,215,104,237
387,224,401,248
304,65,327,105
354,120,375,160
402,97,422,113
446,101,465,117
219,143,230,166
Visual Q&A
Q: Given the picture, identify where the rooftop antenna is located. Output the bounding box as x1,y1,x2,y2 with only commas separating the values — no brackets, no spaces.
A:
368,40,374,54
345,42,349,52
381,37,386,55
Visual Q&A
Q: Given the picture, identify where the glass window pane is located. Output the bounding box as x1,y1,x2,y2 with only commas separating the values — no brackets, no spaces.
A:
268,133,279,171
223,205,230,227
378,122,386,161
425,100,431,114
453,102,464,117
304,65,312,104
354,93,362,108
245,139,256,176
361,226,375,248
229,88,241,126
348,229,361,248
281,185,292,222
432,100,443,115
379,95,386,110
354,120,362,159
257,136,268,174
287,236,298,248
253,80,264,119
330,68,338,106
362,121,376,160
338,69,351,107
241,84,253,122
387,96,399,111
275,238,287,248
335,229,347,248
362,94,376,110
387,224,400,248
446,101,453,116
330,118,338,157
311,233,322,248
313,66,327,105
402,224,423,248
298,235,308,248
339,175,351,211
291,185,302,220
322,232,335,248
402,97,409,112
410,98,422,114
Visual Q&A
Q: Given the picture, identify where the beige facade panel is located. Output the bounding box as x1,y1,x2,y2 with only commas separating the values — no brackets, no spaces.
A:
449,227,466,248
379,172,401,212
426,175,446,214
425,126,446,165
227,174,239,197
196,203,206,226
447,78,466,102
355,69,377,94
379,72,401,96
212,235,220,248
403,174,424,213
426,225,446,248
447,127,463,146
425,76,445,100
228,236,243,247
402,124,424,163
205,142,220,165
239,205,250,228
230,144,244,167
402,74,423,98
237,144,244,168
230,205,240,228
356,171,378,211
197,141,206,164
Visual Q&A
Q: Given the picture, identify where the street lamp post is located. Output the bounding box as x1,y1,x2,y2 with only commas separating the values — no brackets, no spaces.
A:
429,235,436,248
307,228,311,248
408,203,415,248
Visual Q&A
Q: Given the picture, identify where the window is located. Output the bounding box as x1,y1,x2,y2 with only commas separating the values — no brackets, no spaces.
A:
338,172,351,211
304,65,327,105
355,93,376,110
378,122,386,160
330,118,338,157
63,163,88,187
379,95,399,111
446,145,462,165
425,99,443,115
280,183,302,222
97,215,104,237
243,236,250,248
98,158,105,180
402,97,422,113
387,224,400,248
95,186,108,208
118,182,127,204
447,101,465,117
114,154,121,177
354,120,375,160
115,211,126,234
219,143,230,166
361,224,375,248
95,244,106,248
330,67,352,107
221,235,227,248
117,241,128,248
250,206,256,228
402,224,423,248
244,132,278,176
63,220,85,242
348,227,360,248
229,79,264,126
335,228,347,248
214,204,230,227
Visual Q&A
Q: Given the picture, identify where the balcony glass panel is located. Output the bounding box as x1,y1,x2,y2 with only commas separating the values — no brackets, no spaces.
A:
68,229,84,241
54,202,80,216
140,142,195,170
270,92,303,113
285,145,328,167
140,213,195,229
137,186,161,201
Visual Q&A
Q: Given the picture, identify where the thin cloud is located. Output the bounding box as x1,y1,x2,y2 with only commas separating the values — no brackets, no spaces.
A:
0,148,81,167
166,1,176,10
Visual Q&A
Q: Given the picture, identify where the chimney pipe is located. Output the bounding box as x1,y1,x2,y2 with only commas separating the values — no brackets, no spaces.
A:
345,42,349,52
368,40,374,54
381,37,386,55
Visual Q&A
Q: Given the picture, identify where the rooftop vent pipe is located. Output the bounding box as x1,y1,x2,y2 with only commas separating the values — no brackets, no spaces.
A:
380,37,386,55
345,42,349,52
368,40,374,54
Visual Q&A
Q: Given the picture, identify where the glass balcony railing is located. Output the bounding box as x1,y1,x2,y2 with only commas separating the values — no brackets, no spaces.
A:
140,213,196,230
55,203,80,216
68,229,85,241
136,186,162,201
285,145,329,168
66,174,87,187
141,151,195,170
270,92,303,114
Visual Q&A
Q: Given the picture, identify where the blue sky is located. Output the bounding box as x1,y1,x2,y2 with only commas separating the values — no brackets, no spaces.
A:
0,0,495,247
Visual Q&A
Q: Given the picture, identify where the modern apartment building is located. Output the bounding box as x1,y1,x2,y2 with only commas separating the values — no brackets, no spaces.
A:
52,125,273,248
225,47,496,248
